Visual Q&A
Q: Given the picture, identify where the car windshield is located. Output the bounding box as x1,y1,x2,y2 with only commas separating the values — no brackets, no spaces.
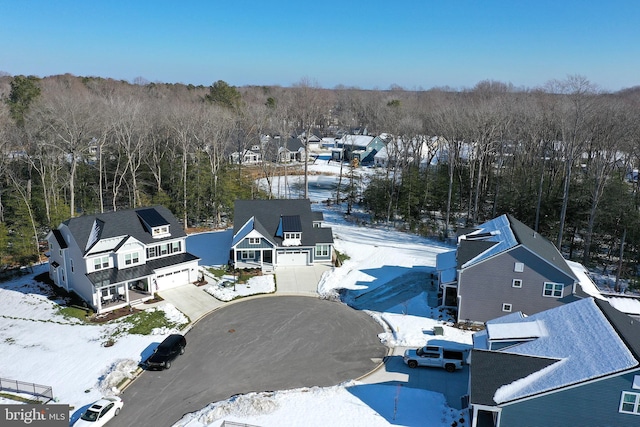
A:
416,347,425,356
155,347,171,356
81,409,99,421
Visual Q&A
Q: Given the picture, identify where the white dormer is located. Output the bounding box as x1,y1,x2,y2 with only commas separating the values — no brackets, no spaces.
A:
276,215,302,247
152,225,170,238
137,208,171,239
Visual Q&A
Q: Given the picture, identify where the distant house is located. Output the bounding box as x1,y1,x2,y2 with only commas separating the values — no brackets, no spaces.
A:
229,146,262,164
46,206,200,314
469,297,640,427
373,135,442,168
231,199,334,272
436,214,587,324
332,134,386,165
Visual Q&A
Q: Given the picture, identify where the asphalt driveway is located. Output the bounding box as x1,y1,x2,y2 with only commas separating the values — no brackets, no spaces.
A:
111,296,387,427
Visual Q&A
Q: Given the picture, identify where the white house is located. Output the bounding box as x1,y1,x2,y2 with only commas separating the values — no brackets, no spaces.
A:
46,206,200,314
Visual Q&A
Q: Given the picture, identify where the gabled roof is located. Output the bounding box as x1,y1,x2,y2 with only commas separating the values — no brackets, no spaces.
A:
233,199,333,247
471,298,640,406
458,214,577,282
62,206,185,255
471,350,559,406
86,252,199,286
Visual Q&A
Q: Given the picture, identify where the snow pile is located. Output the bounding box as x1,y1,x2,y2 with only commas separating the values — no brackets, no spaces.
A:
203,275,275,301
98,359,140,394
377,313,472,348
176,382,468,427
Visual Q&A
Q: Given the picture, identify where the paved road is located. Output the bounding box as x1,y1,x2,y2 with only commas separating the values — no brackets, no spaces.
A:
111,296,387,427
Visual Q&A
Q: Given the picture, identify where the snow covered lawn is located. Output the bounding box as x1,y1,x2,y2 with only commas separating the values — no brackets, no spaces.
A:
1,166,476,426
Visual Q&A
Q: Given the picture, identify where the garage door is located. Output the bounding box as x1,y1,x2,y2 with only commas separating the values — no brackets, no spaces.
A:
277,251,309,266
155,269,190,291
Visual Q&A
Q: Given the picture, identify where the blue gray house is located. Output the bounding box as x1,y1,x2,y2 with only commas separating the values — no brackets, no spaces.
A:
469,297,640,427
331,134,387,164
231,199,334,272
436,214,585,324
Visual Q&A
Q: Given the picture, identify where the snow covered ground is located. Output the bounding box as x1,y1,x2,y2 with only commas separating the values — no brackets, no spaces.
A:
0,162,506,426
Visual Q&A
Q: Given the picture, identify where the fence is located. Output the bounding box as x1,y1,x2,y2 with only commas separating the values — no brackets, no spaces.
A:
0,377,53,403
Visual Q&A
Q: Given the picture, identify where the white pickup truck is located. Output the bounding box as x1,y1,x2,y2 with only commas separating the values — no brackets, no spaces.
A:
403,345,466,372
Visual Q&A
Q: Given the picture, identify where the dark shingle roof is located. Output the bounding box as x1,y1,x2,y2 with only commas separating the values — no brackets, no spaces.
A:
457,240,498,268
470,349,559,406
507,214,577,281
86,252,199,286
595,298,640,361
136,208,169,228
233,199,333,247
51,229,68,249
281,215,302,232
64,206,185,254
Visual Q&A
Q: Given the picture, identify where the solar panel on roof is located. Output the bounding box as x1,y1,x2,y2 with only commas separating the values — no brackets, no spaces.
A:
281,215,302,232
136,208,169,227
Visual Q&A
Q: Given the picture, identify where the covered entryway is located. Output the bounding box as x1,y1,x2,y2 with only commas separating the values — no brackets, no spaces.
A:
277,250,309,266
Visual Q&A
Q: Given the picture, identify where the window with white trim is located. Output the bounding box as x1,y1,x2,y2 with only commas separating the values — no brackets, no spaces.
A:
315,244,329,257
502,303,512,312
93,256,109,271
543,282,564,298
512,279,522,288
284,232,301,240
620,391,640,415
514,262,524,272
125,252,139,266
248,237,260,245
241,250,255,259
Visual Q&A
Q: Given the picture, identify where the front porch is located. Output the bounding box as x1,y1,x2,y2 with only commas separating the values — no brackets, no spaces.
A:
97,277,155,313
233,248,274,273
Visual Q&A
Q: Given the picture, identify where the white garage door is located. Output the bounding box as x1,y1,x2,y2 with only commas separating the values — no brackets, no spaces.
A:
155,269,190,291
278,251,309,266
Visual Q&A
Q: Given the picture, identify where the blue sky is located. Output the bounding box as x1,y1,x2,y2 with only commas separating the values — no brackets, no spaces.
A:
1,0,638,91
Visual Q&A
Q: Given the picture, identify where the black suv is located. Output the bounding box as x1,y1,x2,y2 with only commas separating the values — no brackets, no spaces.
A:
145,334,186,370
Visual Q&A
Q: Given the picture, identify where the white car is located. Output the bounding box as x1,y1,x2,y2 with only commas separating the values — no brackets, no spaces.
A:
74,396,123,426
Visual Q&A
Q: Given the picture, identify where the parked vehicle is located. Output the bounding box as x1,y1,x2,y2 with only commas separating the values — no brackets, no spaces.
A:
403,345,466,372
74,396,123,426
145,334,187,370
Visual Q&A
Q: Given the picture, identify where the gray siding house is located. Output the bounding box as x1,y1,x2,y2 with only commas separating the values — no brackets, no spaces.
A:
231,199,334,271
436,214,582,324
470,297,640,427
46,206,200,314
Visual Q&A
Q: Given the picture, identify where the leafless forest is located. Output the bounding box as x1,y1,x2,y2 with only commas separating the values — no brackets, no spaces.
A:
1,73,640,284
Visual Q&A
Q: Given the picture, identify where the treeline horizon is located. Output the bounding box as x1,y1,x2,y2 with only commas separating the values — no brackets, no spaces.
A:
1,73,639,284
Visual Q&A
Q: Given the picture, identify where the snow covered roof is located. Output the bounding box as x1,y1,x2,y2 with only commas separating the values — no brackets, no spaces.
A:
338,134,375,148
486,320,546,341
566,260,603,299
471,298,640,406
458,215,517,268
458,214,577,282
607,296,640,316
